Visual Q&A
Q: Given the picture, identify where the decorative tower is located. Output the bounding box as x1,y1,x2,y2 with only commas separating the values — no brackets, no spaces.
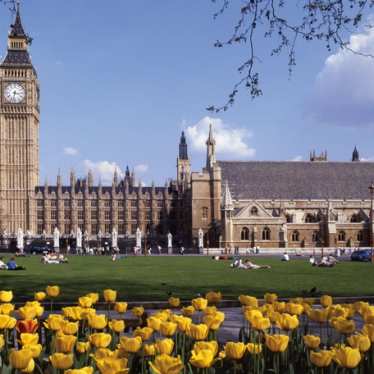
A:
206,124,216,169
352,146,360,162
0,4,40,232
221,181,233,247
176,131,191,191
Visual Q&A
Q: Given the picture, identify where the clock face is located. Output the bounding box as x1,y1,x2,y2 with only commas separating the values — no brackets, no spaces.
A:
4,83,25,104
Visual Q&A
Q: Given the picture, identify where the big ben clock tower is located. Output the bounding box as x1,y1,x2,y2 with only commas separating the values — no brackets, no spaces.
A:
0,4,39,233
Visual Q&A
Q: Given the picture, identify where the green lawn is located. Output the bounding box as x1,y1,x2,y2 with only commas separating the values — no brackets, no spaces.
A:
1,255,374,302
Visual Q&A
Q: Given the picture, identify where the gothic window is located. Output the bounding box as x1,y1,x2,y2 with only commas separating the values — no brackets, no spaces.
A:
64,211,70,220
104,201,110,208
262,227,271,241
305,214,316,223
357,231,364,241
202,207,208,220
157,200,163,208
250,206,258,216
118,201,125,207
64,224,70,235
91,211,98,220
131,211,137,220
64,200,70,208
37,211,43,220
144,200,151,207
312,231,319,242
78,211,84,220
37,200,43,207
118,211,125,220
104,211,110,220
91,200,98,207
91,225,98,235
146,211,152,220
351,214,360,223
37,224,43,234
292,230,300,242
104,224,111,234
131,200,137,208
338,231,346,241
51,210,57,220
241,227,250,241
51,200,57,207
77,200,84,207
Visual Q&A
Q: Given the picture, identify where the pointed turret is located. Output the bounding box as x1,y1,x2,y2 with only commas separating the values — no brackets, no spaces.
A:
87,170,93,187
10,3,27,38
222,181,233,211
113,168,119,186
179,131,188,160
70,170,76,187
352,146,360,162
206,123,216,169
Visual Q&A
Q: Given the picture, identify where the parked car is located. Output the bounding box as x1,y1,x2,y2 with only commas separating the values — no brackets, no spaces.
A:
351,249,372,262
25,242,51,255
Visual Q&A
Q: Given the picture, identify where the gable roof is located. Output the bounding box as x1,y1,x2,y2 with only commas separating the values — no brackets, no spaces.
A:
218,161,374,200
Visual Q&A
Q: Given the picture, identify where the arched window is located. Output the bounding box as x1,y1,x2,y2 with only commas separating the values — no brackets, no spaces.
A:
292,230,300,242
312,231,319,242
262,227,271,241
305,214,316,223
351,214,360,223
338,231,346,241
202,207,208,220
357,231,364,241
241,227,250,241
250,206,258,216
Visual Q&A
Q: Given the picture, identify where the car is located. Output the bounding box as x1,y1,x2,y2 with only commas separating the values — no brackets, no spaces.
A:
25,243,51,255
351,249,372,262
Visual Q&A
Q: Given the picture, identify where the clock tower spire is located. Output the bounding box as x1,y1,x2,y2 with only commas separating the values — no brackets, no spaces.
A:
0,3,40,233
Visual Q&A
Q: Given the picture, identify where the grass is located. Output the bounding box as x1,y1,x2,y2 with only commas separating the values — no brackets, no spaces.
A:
1,255,374,302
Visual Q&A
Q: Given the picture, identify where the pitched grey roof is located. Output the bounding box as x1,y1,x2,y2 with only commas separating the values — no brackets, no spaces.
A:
218,161,374,200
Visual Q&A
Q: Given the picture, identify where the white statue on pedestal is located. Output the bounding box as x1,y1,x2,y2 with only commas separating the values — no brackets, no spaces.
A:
76,227,82,249
112,228,118,249
198,228,204,249
17,228,24,253
53,227,60,251
136,228,142,248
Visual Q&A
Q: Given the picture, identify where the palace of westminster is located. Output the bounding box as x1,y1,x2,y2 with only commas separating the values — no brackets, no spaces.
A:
2,6,374,249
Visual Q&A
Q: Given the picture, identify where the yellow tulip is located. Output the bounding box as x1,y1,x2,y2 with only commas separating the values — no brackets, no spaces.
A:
95,356,129,374
60,320,79,335
34,292,46,302
362,324,374,342
132,306,145,317
0,334,4,350
347,334,371,353
285,303,304,316
273,301,286,313
88,314,107,330
9,349,33,370
119,336,142,353
81,308,97,320
46,285,60,298
62,306,83,321
108,319,125,334
203,311,225,331
289,297,303,305
310,350,333,368
251,316,271,331
268,311,282,325
49,353,74,370
333,346,361,369
278,314,299,330
239,295,258,307
103,289,117,303
303,335,320,349
143,343,156,356
22,344,42,358
171,315,191,333
244,309,263,322
55,334,77,353
153,310,171,322
160,321,177,337
187,324,209,340
149,354,184,374
193,341,218,356
114,302,128,314
331,317,356,334
76,341,91,354
307,308,329,323
0,290,13,303
224,342,246,360
168,297,180,308
205,291,222,304
181,305,195,317
43,314,64,331
0,314,17,329
134,326,154,340
320,295,333,308
78,296,93,308
21,358,35,373
0,303,14,315
155,338,174,355
147,316,162,331
247,343,262,354
89,333,112,348
65,367,94,374
86,293,99,304
192,297,208,311
20,333,39,346
264,293,278,304
265,334,289,352
190,349,215,368
203,306,217,315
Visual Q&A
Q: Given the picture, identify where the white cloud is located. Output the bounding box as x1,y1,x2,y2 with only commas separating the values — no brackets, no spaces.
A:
185,116,255,159
64,147,79,156
308,24,374,126
134,164,149,174
291,155,303,161
83,160,123,184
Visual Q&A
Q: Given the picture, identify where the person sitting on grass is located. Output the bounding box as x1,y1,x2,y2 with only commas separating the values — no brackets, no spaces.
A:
6,257,26,271
242,259,271,270
0,256,7,270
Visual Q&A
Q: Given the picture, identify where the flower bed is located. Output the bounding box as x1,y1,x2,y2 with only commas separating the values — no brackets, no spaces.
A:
0,288,373,373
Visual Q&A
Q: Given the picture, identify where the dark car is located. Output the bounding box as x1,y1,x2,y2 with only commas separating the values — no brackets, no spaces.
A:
25,243,51,255
351,249,372,262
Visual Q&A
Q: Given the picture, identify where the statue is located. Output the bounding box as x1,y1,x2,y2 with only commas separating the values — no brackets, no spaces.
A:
198,228,204,249
167,232,173,254
16,228,24,253
136,228,142,248
53,227,60,251
112,228,118,249
76,227,82,249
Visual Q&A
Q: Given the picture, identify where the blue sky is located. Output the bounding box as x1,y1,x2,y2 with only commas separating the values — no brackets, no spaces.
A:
1,1,374,185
